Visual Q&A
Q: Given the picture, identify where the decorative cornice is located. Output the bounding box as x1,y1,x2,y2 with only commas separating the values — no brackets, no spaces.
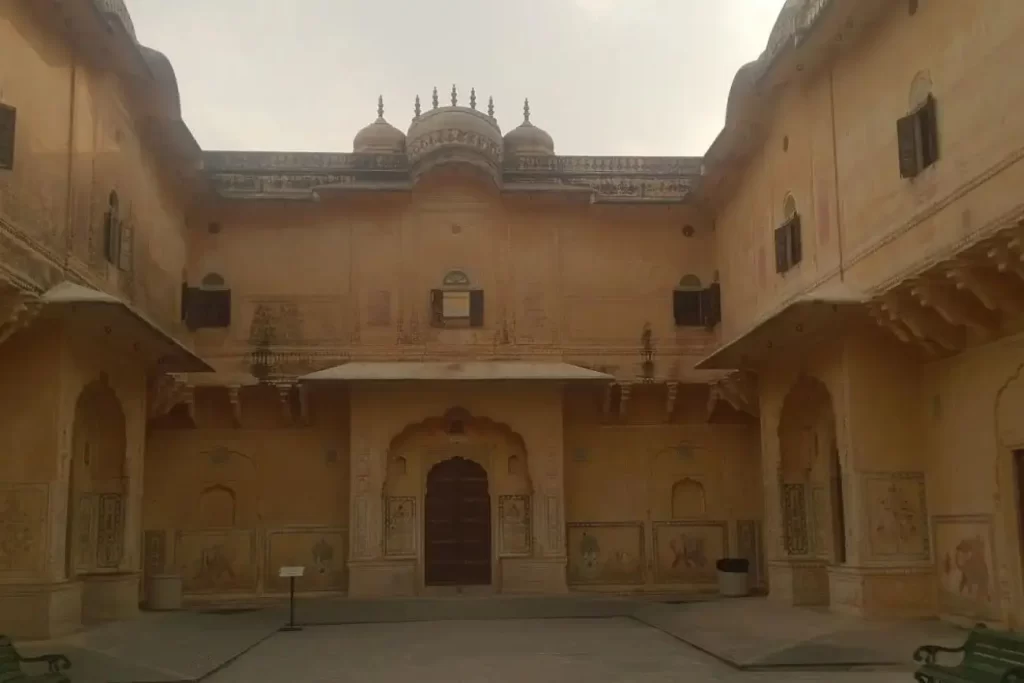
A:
203,151,703,203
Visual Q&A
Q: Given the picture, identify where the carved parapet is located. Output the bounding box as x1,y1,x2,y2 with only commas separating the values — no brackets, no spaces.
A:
0,293,43,346
707,371,759,420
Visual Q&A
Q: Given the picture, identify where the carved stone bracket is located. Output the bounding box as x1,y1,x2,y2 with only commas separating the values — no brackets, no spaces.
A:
946,263,1024,315
665,381,679,419
147,373,190,419
0,294,43,346
908,279,999,335
880,292,964,352
707,371,759,420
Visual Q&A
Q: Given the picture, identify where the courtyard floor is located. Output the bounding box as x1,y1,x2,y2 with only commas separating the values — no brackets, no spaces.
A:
16,595,968,682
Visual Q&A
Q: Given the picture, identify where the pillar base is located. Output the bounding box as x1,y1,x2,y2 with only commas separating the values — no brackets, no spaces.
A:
767,559,830,606
500,557,568,594
80,572,140,624
827,565,936,617
348,560,416,597
0,581,82,640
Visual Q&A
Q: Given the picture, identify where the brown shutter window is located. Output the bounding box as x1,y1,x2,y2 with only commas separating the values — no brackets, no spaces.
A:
103,211,121,264
700,283,722,328
0,104,15,171
774,225,790,273
208,289,231,327
430,289,444,327
469,290,484,327
897,111,921,178
788,214,802,266
919,95,939,168
673,289,702,326
185,288,232,329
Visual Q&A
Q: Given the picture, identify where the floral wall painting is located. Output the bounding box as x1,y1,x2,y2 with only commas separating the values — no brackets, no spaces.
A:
566,522,644,585
933,515,999,621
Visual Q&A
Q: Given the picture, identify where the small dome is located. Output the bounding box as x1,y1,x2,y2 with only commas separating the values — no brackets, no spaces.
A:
504,99,554,157
139,46,181,119
406,86,504,186
353,97,406,154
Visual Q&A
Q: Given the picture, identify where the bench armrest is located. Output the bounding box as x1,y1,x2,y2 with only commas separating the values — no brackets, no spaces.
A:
1001,666,1024,683
913,644,965,665
19,653,72,673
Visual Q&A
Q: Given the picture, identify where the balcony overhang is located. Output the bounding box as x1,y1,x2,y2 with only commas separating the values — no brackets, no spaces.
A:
300,361,614,383
40,283,212,373
696,286,869,371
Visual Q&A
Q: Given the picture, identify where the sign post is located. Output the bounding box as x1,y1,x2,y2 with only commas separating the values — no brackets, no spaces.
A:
278,566,305,632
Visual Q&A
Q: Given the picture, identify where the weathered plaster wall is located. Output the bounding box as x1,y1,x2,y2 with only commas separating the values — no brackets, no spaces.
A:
143,388,350,597
0,2,190,331
562,384,763,592
192,174,716,381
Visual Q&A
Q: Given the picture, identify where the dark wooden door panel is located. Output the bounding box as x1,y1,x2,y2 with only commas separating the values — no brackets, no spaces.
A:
425,457,492,586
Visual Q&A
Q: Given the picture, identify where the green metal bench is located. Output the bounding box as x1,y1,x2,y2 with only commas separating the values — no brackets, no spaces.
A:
914,625,1024,683
0,635,71,683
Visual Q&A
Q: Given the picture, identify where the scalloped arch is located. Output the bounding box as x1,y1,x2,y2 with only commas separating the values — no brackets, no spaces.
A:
388,406,528,455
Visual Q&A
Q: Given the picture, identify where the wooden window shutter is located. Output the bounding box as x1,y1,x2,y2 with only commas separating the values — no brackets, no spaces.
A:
919,95,939,167
774,225,790,273
788,214,802,266
673,289,701,326
469,290,485,327
180,283,190,322
0,104,15,170
430,289,444,327
700,283,722,328
897,111,921,178
208,289,231,327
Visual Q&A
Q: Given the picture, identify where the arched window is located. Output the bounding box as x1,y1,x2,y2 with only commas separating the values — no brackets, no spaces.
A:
897,72,939,178
775,193,802,274
183,272,232,330
431,270,483,328
673,274,719,328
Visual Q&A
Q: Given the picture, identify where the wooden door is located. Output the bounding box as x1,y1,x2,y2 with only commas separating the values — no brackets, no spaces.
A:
425,457,491,586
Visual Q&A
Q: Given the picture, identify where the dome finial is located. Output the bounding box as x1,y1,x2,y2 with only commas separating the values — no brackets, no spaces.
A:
451,84,458,106
377,95,384,120
432,87,439,109
523,98,531,123
414,94,421,118
488,96,494,118
470,87,477,110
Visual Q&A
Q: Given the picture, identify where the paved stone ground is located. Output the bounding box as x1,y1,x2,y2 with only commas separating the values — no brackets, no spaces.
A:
16,596,965,682
204,618,913,683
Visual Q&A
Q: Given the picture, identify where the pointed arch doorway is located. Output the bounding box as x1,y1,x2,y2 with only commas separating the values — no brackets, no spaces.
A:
424,457,491,586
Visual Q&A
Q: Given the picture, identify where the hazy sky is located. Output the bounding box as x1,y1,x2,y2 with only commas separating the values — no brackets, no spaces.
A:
124,0,788,156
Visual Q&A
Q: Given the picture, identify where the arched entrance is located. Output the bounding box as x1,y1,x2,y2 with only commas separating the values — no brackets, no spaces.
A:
777,375,845,605
67,378,127,577
424,457,491,586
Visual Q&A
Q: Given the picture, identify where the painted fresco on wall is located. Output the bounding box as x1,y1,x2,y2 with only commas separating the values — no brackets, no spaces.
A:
266,529,346,593
143,530,167,577
499,495,531,556
176,530,258,594
96,493,125,568
653,521,727,585
385,497,416,557
0,484,47,575
567,522,644,585
781,482,809,555
933,516,999,620
866,472,929,560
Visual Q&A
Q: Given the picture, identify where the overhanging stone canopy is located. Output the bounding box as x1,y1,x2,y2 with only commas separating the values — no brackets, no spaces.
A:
39,283,212,373
697,285,869,371
300,361,614,383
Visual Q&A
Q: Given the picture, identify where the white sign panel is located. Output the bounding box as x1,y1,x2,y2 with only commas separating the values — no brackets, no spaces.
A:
278,566,305,578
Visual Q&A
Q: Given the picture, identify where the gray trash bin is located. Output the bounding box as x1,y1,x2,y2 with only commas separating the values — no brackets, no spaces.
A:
145,574,183,611
716,558,750,597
